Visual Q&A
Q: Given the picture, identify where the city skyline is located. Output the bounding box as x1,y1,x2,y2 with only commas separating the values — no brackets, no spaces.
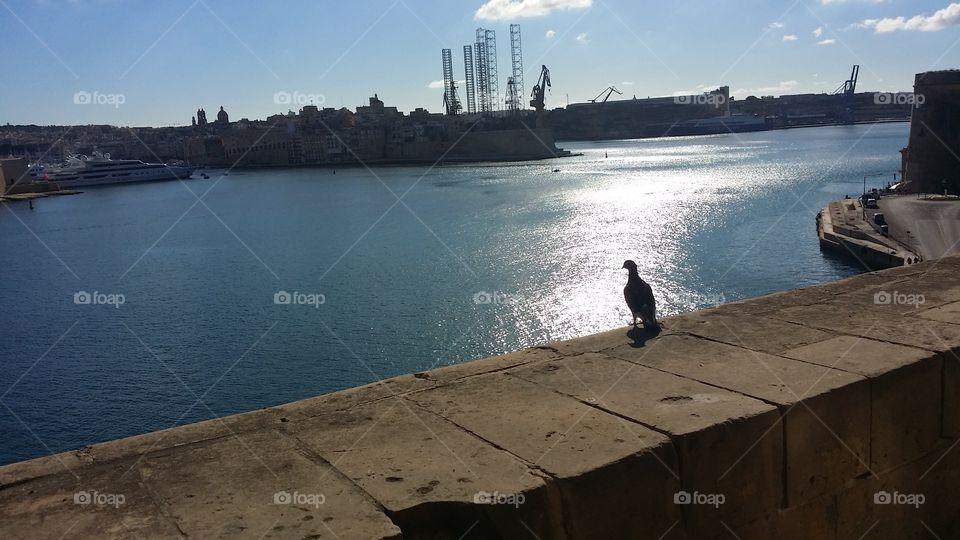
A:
2,0,958,126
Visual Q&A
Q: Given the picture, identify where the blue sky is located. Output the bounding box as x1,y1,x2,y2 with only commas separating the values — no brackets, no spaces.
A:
2,0,958,126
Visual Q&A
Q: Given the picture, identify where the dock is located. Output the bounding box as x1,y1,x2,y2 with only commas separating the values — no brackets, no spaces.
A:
818,196,920,270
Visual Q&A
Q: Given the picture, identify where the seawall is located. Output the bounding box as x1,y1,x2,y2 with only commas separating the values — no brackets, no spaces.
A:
3,257,960,538
818,198,921,270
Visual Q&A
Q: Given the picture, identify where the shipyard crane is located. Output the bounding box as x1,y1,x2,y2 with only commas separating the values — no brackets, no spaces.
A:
589,86,622,103
833,65,859,125
530,65,551,112
834,64,860,96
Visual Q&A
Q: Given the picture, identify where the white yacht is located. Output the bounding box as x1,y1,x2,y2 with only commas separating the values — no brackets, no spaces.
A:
44,154,194,188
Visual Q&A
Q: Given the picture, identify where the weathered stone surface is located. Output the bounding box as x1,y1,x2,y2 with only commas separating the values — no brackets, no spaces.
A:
670,311,834,354
422,346,559,383
0,451,87,489
290,398,558,539
278,349,559,422
605,334,870,505
917,299,960,325
837,438,960,539
783,336,943,471
0,457,183,539
137,429,401,539
546,327,633,356
507,353,782,529
719,269,923,317
89,406,292,464
719,497,838,540
409,373,683,539
770,298,960,352
278,376,433,419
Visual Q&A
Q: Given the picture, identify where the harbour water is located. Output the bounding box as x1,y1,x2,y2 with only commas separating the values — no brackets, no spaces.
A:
0,122,907,465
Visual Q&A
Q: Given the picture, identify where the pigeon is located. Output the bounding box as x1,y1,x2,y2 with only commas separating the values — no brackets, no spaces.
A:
622,260,659,329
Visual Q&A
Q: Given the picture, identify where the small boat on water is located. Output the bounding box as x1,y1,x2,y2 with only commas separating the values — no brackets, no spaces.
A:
43,153,194,188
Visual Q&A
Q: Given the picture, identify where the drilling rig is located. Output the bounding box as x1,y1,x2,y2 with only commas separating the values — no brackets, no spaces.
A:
441,48,461,115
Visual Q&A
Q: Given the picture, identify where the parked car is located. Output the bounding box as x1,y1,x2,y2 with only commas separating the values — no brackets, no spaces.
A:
874,212,886,226
866,198,879,209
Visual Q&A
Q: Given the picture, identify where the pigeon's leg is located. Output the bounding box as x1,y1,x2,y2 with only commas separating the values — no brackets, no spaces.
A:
630,313,639,327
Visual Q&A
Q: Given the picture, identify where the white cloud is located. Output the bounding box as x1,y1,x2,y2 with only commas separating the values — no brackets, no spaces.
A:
545,29,556,38
475,0,592,21
621,81,636,86
783,34,799,41
817,38,836,45
813,26,824,37
427,80,466,89
576,32,590,44
769,22,785,29
857,2,960,32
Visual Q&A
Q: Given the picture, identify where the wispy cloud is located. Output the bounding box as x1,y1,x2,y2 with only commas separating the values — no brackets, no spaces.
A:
783,34,798,41
576,32,590,44
475,0,592,21
768,22,785,29
813,26,824,37
545,29,556,38
817,38,836,45
857,2,960,32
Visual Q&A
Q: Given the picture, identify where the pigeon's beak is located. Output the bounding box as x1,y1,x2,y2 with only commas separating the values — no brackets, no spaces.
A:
621,262,629,269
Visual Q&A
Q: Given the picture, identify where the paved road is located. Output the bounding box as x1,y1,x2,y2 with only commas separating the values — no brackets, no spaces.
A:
877,196,960,260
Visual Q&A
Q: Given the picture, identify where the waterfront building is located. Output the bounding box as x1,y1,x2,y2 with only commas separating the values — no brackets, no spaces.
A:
0,157,30,190
901,70,960,194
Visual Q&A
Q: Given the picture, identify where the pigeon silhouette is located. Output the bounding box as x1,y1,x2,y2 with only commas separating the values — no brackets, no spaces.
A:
622,260,659,329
